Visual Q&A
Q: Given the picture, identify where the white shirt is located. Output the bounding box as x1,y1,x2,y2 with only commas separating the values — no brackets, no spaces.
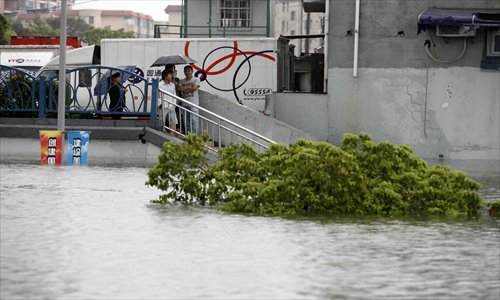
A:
179,76,200,106
159,80,177,109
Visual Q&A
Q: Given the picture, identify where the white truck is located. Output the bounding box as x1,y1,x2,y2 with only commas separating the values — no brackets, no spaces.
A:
100,37,290,112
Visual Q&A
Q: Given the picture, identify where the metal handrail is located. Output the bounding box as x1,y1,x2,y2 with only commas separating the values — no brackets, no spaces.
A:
157,85,276,152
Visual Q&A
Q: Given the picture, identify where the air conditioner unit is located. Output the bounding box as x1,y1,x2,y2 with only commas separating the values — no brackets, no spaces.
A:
436,25,476,37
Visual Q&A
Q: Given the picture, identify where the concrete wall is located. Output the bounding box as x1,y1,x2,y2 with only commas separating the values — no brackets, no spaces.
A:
199,90,315,145
0,120,174,165
272,0,500,160
0,120,218,165
329,67,500,160
0,137,161,165
269,92,329,141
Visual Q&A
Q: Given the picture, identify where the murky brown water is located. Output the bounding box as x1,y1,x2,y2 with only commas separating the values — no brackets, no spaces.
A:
1,162,499,299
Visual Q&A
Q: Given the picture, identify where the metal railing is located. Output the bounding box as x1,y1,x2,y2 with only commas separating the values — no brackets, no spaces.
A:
1,65,154,120
153,24,270,38
156,82,276,153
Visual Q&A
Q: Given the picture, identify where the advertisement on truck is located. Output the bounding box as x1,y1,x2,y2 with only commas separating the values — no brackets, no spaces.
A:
101,38,279,112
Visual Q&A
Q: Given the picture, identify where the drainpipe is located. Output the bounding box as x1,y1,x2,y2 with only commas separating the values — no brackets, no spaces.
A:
183,0,188,37
323,0,330,92
353,0,360,78
208,0,212,37
266,0,270,37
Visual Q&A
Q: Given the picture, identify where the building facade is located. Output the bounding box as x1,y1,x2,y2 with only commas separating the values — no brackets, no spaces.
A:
275,0,324,55
178,0,274,38
161,5,182,38
271,0,500,161
12,8,154,38
2,0,76,13
58,10,155,38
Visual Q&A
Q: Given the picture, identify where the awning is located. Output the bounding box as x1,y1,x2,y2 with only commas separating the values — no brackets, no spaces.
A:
0,51,54,67
418,8,500,33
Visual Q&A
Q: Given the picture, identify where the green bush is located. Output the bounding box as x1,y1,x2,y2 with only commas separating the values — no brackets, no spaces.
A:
146,133,484,216
487,200,500,217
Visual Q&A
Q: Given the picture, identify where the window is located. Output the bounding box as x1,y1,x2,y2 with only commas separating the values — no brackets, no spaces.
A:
487,28,500,57
125,16,136,26
82,16,94,25
291,11,295,21
218,0,251,29
481,28,500,70
282,2,285,12
281,21,285,32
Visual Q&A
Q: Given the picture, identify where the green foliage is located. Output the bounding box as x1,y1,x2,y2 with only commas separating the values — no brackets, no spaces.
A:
11,19,30,36
45,17,92,37
83,26,134,45
146,133,484,217
487,200,500,217
0,15,15,45
27,16,59,36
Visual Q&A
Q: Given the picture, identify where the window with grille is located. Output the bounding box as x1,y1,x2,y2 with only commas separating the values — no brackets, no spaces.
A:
218,0,251,30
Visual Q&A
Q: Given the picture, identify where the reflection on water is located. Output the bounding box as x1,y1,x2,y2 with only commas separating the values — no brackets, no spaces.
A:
1,162,499,299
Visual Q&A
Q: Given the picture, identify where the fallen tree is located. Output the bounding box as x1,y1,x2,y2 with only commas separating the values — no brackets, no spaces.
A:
146,133,484,216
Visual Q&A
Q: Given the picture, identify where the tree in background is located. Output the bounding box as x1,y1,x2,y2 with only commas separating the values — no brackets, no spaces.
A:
8,16,134,45
0,15,16,45
11,19,31,36
46,17,92,38
26,16,58,36
83,26,134,45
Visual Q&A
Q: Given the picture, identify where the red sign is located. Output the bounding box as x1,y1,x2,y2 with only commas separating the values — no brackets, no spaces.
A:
39,131,63,165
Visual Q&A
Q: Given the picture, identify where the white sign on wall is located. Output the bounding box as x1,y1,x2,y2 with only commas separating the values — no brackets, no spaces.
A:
1,52,55,67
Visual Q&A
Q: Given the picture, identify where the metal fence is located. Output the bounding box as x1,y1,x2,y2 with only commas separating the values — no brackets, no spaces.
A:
0,65,155,119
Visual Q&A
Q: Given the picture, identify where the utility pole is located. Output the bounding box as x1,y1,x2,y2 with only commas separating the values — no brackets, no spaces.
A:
57,0,67,133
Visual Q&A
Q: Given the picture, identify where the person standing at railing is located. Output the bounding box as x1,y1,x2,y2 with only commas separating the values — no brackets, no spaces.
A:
165,64,183,132
177,65,200,134
159,69,178,131
108,72,127,120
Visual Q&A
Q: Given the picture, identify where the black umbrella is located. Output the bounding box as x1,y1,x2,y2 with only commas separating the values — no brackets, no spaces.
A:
150,55,197,67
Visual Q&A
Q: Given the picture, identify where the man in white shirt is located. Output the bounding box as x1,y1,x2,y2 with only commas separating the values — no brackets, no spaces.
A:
177,65,200,134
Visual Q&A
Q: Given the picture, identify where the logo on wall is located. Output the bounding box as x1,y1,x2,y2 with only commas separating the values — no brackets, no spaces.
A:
128,67,144,84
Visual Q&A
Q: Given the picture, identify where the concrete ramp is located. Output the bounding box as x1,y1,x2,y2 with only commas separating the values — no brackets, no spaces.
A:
199,90,315,145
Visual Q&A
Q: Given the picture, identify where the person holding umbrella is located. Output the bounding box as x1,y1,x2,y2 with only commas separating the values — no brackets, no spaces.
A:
159,69,178,131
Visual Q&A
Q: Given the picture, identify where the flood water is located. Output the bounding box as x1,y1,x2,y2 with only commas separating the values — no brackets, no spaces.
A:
1,162,499,299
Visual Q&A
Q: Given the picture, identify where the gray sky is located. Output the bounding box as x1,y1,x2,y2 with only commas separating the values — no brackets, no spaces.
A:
72,0,182,22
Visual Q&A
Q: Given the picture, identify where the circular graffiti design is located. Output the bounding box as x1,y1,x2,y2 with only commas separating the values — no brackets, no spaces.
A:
184,41,275,104
128,67,144,84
